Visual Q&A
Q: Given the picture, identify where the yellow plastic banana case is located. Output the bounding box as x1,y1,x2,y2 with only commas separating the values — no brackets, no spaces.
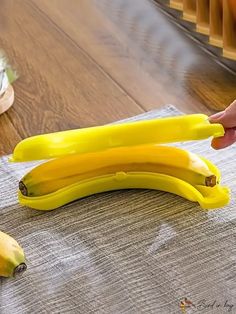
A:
14,114,230,211
11,114,224,162
18,170,230,211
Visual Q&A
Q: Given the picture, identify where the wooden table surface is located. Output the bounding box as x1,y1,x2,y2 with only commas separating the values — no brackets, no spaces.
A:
0,0,236,155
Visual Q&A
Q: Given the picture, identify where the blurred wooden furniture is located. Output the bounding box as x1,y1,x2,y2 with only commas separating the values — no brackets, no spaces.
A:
0,0,235,155
168,0,236,60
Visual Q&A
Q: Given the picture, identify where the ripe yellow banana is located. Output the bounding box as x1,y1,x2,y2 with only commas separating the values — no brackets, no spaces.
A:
0,231,27,278
19,145,217,198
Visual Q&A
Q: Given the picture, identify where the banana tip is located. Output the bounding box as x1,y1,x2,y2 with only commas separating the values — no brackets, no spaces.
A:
13,263,27,277
19,181,28,196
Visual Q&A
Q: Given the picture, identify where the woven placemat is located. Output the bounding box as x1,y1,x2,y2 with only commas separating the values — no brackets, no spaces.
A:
0,106,236,314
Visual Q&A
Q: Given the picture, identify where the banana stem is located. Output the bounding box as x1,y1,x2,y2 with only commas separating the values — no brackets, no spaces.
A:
205,175,217,187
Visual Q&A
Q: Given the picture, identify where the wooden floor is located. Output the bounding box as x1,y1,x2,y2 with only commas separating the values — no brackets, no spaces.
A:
0,0,236,155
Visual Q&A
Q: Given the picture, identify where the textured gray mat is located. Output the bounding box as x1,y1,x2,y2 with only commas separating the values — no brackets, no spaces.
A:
0,106,236,314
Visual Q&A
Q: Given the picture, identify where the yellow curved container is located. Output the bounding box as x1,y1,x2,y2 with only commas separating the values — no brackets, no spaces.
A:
11,114,224,162
18,158,230,211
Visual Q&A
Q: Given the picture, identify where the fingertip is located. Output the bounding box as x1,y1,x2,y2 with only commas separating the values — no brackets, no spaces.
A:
211,129,236,149
211,138,222,150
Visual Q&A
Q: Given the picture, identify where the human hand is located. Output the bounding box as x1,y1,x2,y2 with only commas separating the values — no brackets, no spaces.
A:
209,100,236,149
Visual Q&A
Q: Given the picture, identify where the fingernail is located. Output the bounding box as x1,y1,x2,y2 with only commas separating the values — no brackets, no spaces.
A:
209,111,225,122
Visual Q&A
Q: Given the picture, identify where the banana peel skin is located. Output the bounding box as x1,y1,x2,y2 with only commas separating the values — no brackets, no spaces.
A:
0,231,27,278
19,145,218,197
